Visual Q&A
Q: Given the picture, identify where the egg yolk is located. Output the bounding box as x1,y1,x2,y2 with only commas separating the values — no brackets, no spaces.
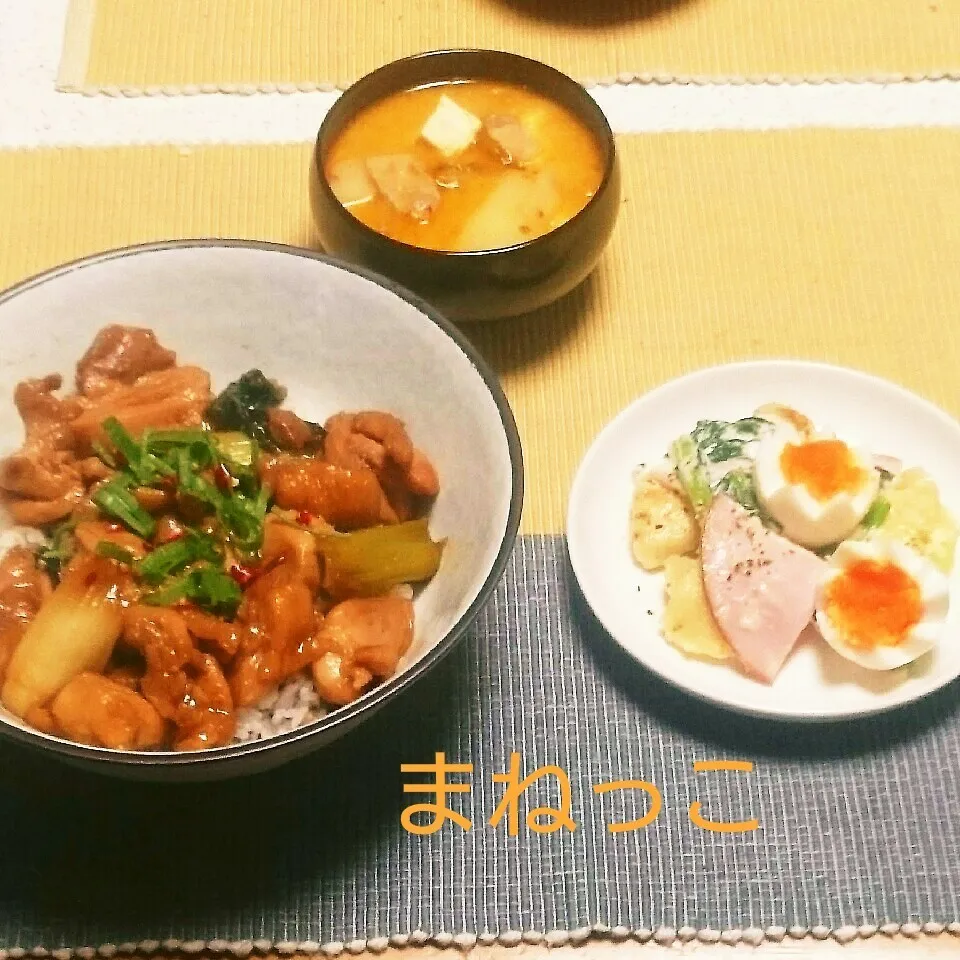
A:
780,439,868,502
823,558,923,649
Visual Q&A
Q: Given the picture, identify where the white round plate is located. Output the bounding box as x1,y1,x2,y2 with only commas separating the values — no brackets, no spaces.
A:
567,361,960,721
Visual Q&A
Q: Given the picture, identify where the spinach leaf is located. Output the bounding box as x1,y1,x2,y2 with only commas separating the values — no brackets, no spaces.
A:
713,467,781,530
715,469,761,513
691,417,771,465
206,370,285,447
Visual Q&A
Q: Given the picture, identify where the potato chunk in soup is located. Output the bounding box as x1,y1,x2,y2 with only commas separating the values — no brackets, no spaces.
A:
456,170,560,251
324,80,604,252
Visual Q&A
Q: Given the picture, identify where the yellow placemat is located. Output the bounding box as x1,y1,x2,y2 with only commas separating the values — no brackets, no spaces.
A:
58,0,960,93
1,130,958,533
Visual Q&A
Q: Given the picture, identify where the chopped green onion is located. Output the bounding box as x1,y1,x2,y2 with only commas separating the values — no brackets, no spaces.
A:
174,448,270,553
189,565,243,614
102,416,140,464
175,449,220,508
218,485,271,554
102,417,174,486
95,541,137,566
137,530,220,584
92,480,156,539
140,576,192,608
138,538,194,583
145,429,210,446
91,439,118,469
110,471,135,490
185,440,215,469
144,429,215,471
141,564,242,616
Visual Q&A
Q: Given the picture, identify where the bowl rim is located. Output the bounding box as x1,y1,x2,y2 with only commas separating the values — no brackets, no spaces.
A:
0,238,525,769
313,47,619,259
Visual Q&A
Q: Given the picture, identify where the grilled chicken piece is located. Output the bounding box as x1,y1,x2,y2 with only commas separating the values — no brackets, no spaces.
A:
50,672,164,750
366,154,441,221
76,325,177,397
483,114,538,164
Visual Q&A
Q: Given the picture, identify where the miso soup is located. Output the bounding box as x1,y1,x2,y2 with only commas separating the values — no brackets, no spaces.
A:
324,80,605,252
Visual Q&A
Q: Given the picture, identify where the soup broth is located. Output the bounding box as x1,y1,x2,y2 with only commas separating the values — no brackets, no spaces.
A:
324,80,605,252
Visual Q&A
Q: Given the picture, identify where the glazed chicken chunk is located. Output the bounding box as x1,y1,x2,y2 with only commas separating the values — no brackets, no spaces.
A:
0,325,444,752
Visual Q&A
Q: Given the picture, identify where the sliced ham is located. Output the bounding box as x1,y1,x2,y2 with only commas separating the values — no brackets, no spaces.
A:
701,495,825,683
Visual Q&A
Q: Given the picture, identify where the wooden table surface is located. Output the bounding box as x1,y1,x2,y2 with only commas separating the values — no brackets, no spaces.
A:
5,7,960,958
270,938,955,959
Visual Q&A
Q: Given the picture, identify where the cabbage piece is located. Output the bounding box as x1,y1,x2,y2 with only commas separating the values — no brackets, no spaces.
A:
1,555,124,718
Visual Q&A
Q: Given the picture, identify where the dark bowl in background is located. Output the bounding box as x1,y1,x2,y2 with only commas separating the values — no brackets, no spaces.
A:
310,49,621,323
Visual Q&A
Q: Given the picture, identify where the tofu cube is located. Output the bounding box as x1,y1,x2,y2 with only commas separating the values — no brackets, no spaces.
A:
420,95,482,157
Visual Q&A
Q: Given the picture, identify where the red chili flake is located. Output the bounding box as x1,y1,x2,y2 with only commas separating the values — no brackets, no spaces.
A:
214,464,234,492
297,510,313,526
229,563,257,587
106,522,123,532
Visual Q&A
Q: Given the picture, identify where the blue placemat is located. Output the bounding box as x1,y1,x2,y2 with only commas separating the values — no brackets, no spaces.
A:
1,534,959,952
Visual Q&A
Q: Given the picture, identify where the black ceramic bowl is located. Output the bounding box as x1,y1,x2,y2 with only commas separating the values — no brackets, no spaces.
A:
0,240,523,780
310,49,621,322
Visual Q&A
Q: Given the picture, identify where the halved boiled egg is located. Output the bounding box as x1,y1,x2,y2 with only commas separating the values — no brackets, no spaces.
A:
754,433,879,547
815,537,949,670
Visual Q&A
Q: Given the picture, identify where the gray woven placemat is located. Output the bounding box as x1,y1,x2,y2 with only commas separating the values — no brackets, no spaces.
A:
1,534,959,952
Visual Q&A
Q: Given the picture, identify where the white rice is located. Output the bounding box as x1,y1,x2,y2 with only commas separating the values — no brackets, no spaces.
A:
232,672,329,743
0,524,48,555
